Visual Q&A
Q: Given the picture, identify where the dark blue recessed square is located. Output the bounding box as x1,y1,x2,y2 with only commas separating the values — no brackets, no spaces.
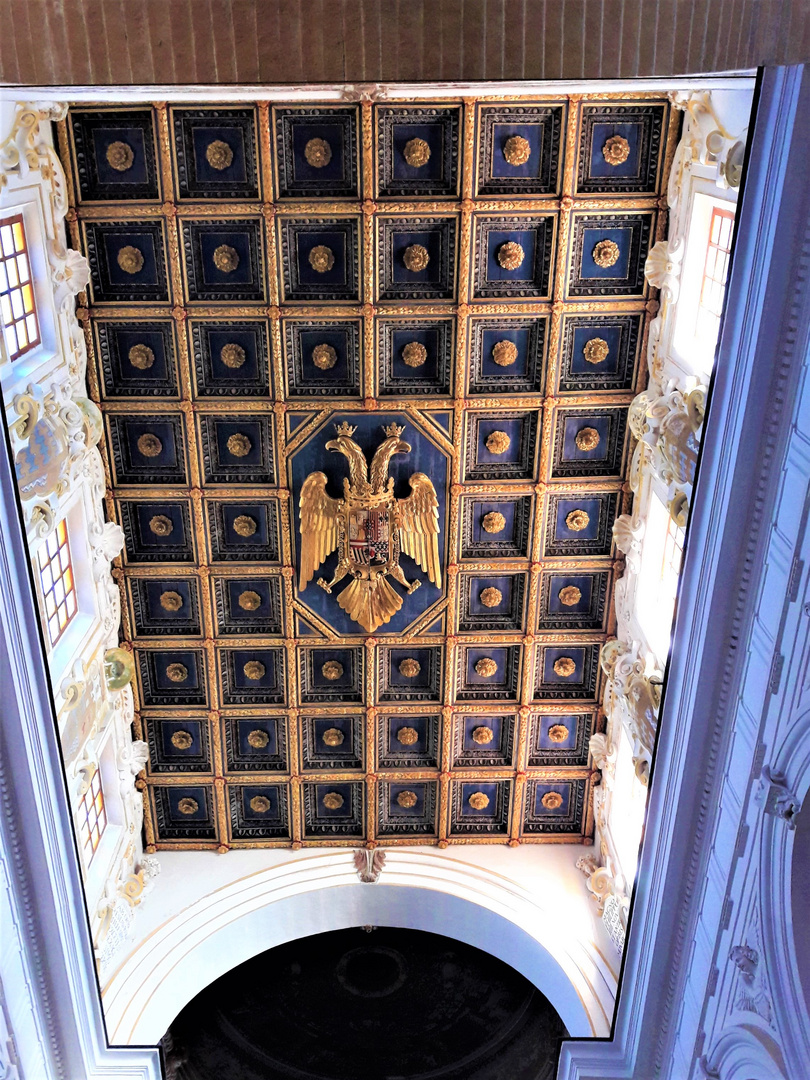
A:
69,110,159,201
172,108,259,199
473,217,554,300
580,227,632,279
589,122,643,179
466,647,509,685
570,323,622,375
275,108,359,198
199,229,257,285
460,781,499,816
491,122,547,179
577,104,666,195
480,326,531,378
231,650,279,690
225,580,275,621
533,783,570,816
101,324,175,394
296,231,348,287
485,229,538,282
468,576,512,615
536,716,579,752
191,126,248,185
391,327,440,380
161,718,204,758
392,123,446,180
167,786,209,822
548,575,593,614
192,323,270,397
477,418,524,465
315,782,354,818
242,786,282,820
132,502,190,553
555,498,602,542
153,650,201,691
299,329,351,379
463,714,503,751
388,782,428,816
561,414,611,462
222,504,272,546
389,649,434,690
477,105,564,196
378,107,460,197
392,229,444,284
183,219,264,302
92,126,149,186
144,579,195,622
543,647,586,684
462,497,534,560
109,416,186,486
313,717,354,748
292,123,347,183
214,420,265,468
387,715,428,757
237,719,278,757
311,650,356,690
83,223,171,304
105,232,160,286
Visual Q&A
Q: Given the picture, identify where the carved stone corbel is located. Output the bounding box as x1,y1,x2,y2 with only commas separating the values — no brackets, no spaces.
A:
757,766,802,829
354,848,386,882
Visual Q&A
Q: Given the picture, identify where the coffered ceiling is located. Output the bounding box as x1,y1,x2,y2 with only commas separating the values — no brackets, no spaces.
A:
59,95,677,852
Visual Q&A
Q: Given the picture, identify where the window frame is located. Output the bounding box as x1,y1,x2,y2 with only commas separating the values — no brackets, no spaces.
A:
76,765,108,865
0,212,42,362
37,517,79,647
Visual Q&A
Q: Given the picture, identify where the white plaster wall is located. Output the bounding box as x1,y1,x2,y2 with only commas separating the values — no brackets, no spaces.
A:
104,843,617,1046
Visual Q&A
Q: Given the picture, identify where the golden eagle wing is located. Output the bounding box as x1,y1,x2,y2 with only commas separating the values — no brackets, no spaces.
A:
397,473,441,588
299,472,341,589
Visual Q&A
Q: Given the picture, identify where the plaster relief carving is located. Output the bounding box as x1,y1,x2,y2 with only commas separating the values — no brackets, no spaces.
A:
354,848,386,883
600,639,662,785
644,239,683,304
576,853,628,953
729,944,773,1023
757,766,802,829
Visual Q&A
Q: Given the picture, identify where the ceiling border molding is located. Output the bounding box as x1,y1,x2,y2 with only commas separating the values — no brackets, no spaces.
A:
0,78,756,107
559,63,810,1080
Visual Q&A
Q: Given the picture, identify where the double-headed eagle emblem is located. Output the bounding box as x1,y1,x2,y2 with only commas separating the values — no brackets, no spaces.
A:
299,422,441,633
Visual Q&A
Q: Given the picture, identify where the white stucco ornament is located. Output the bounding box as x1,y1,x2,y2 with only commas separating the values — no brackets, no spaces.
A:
644,239,683,303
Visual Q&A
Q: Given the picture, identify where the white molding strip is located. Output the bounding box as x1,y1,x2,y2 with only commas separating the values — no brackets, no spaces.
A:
0,77,755,106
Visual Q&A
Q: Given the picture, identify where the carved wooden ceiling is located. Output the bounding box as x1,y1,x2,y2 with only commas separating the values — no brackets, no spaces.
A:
59,96,677,852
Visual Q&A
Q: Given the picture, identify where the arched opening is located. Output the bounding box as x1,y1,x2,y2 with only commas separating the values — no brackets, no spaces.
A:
162,926,568,1080
102,856,612,1044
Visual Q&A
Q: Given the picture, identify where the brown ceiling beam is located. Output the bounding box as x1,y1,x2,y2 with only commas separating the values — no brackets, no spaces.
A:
2,0,809,87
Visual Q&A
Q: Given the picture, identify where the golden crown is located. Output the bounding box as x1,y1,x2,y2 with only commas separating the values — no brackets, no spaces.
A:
334,421,357,438
383,422,405,438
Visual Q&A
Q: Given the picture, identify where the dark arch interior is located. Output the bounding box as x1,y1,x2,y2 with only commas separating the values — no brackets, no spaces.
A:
162,926,568,1080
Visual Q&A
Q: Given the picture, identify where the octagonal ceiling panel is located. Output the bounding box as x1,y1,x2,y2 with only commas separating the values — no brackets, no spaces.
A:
59,94,678,852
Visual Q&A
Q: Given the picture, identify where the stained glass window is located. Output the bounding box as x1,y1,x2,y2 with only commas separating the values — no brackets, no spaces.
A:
38,519,77,645
78,767,107,862
0,214,41,362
